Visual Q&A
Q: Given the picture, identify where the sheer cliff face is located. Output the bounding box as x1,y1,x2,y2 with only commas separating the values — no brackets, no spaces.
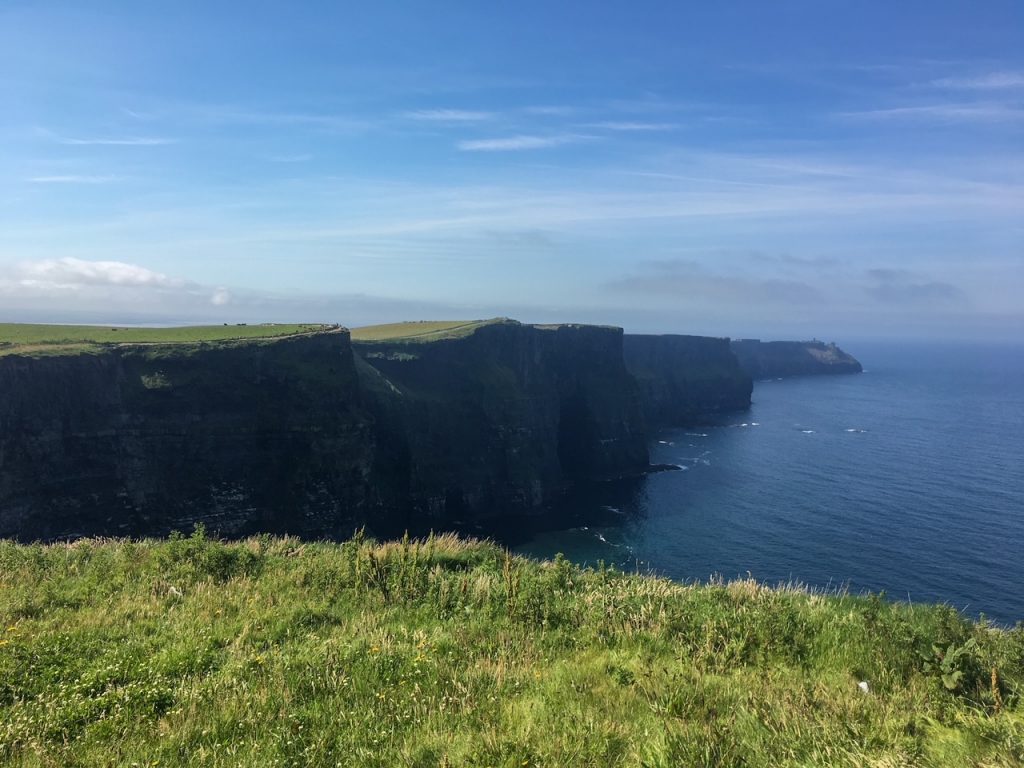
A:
730,340,863,380
623,334,753,428
0,333,374,540
354,322,649,526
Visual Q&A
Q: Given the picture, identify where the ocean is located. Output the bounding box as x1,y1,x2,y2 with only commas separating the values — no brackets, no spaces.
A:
513,341,1024,626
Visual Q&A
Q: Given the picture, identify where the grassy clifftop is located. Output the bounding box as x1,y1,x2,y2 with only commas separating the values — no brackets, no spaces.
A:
350,319,510,343
1,533,1021,766
0,323,336,357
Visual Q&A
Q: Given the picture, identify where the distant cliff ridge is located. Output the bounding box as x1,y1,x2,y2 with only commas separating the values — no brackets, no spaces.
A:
730,339,863,380
0,321,856,541
623,334,752,427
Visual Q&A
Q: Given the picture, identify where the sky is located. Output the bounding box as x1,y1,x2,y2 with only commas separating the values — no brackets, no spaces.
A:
1,1,1022,341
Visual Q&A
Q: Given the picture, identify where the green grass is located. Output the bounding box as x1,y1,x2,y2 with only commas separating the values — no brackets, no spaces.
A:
0,323,336,357
1,531,1021,767
351,319,509,343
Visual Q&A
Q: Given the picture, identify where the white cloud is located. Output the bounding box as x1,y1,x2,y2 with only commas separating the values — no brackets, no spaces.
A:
457,134,593,151
0,258,236,317
404,109,495,121
932,71,1024,90
16,258,186,290
27,175,120,184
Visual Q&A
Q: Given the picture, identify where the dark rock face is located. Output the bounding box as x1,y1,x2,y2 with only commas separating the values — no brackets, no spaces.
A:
730,339,863,380
354,321,649,529
623,334,753,427
1,323,652,540
0,332,374,540
2,322,851,541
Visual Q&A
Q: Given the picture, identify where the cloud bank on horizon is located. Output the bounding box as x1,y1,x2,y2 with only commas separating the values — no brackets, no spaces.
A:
0,1,1021,341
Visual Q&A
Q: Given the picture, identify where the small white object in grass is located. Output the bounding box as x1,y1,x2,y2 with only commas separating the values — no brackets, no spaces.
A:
858,681,870,693
168,586,183,598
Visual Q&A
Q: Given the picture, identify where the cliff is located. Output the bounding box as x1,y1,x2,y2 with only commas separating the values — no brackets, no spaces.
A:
730,339,863,380
1,321,652,540
1,321,856,541
623,334,752,427
353,320,649,529
0,331,375,540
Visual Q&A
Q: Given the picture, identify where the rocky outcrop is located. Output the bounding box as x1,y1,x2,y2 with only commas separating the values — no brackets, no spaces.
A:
729,339,862,380
353,320,649,529
0,331,374,540
623,334,753,427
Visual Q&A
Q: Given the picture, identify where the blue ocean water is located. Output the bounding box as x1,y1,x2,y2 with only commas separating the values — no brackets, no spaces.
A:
514,341,1024,625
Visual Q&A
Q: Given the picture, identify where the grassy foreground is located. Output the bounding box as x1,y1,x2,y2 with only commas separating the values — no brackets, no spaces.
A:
0,532,1021,767
0,323,332,357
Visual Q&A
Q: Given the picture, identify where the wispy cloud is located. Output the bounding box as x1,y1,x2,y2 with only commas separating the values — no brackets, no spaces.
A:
120,107,154,120
931,71,1024,90
585,121,677,131
27,175,121,184
404,109,495,121
606,259,822,305
863,268,966,305
183,106,366,132
457,134,594,151
51,135,175,146
523,105,577,116
838,103,1024,123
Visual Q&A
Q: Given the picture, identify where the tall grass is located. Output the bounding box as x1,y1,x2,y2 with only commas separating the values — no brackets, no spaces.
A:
0,528,1021,766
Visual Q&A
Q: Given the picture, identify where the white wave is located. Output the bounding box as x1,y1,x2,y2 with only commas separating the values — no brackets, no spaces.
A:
685,432,708,437
801,429,816,434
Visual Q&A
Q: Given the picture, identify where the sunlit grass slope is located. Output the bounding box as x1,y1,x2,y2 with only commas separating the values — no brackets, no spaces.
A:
350,319,508,343
1,532,1021,766
0,323,334,357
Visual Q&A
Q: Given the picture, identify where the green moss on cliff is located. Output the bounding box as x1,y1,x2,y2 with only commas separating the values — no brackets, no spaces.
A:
0,533,1021,766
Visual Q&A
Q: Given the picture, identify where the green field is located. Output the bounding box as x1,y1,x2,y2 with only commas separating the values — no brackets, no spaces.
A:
1,531,1020,766
0,323,335,357
351,319,508,343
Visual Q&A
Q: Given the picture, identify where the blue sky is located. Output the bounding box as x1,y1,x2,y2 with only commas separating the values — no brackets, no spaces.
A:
1,1,1022,341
